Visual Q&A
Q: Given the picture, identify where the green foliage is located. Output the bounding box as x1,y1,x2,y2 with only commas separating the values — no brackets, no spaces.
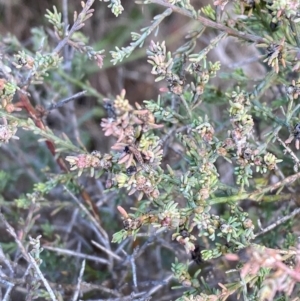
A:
0,170,11,192
1,0,300,300
110,8,172,65
45,6,64,37
99,0,124,17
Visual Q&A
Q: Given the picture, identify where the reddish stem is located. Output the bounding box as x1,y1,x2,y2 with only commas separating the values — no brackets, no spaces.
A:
17,92,98,222
19,93,59,160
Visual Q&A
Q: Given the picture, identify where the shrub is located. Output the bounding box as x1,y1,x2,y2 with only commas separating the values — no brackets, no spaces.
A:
1,0,300,300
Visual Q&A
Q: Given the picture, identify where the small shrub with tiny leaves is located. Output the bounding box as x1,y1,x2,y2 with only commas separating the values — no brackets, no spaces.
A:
1,0,300,300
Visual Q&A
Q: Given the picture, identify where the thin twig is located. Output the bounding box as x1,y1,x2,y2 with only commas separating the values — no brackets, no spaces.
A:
144,273,174,298
72,259,86,301
130,250,138,288
28,254,58,301
0,212,30,261
53,0,95,54
91,240,123,261
277,135,300,167
0,213,58,301
0,278,13,287
78,282,122,297
1,275,122,297
43,246,109,265
135,235,156,260
180,95,192,119
255,207,300,238
2,284,13,301
209,170,300,204
83,291,147,301
64,186,109,241
62,0,69,37
64,208,79,242
90,223,115,272
47,91,86,111
0,245,14,276
0,276,25,286
148,0,264,43
64,186,115,271
115,238,130,254
160,125,189,146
